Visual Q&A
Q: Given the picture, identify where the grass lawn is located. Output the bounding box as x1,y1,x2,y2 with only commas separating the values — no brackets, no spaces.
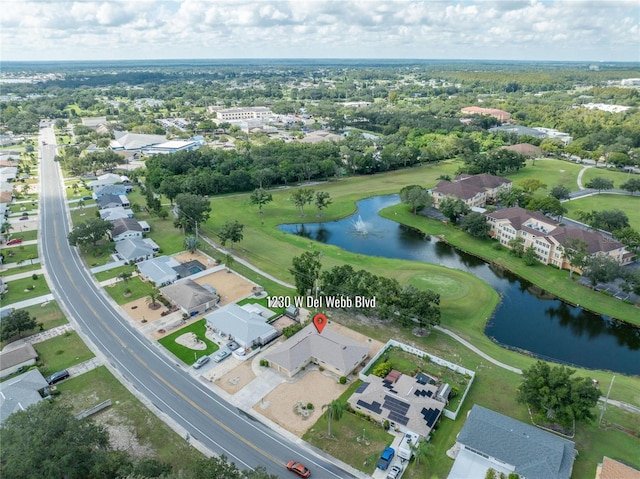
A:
55,366,204,474
507,158,584,192
104,276,158,305
34,331,95,377
2,243,39,266
303,380,395,475
564,194,640,231
5,229,38,242
23,300,68,331
70,205,98,227
0,262,41,275
2,275,50,305
581,166,636,189
93,264,137,282
158,319,219,365
130,209,186,255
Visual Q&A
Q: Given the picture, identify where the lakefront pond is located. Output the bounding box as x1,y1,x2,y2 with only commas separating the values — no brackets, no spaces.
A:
278,195,640,375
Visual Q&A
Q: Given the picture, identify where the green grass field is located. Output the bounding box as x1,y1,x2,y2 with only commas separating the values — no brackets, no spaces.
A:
507,158,585,192
103,276,158,305
22,300,68,331
157,319,219,365
1,243,39,266
2,275,50,305
55,366,204,474
34,331,95,377
93,264,137,282
582,166,636,189
564,194,640,231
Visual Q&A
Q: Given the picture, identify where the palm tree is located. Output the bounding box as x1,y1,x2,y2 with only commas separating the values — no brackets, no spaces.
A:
184,235,199,253
224,253,235,272
322,400,346,438
1,221,12,235
410,439,434,466
146,292,160,309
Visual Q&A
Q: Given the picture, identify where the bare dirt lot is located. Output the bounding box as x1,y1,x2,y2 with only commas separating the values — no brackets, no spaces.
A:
194,269,257,306
212,360,256,394
123,295,169,324
254,369,349,436
172,251,216,269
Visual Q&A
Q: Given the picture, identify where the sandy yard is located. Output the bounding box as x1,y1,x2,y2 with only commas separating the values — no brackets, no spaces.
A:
123,296,169,324
270,315,298,332
194,269,257,306
172,251,217,269
211,360,256,394
324,320,386,357
254,369,349,436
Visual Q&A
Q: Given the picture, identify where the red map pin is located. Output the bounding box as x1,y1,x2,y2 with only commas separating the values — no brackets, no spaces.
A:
313,313,327,334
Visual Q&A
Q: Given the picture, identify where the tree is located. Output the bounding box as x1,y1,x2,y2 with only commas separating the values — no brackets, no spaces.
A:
519,178,547,194
315,191,332,216
1,221,13,235
583,255,622,288
146,292,160,309
438,196,470,223
549,185,571,200
67,218,113,248
174,193,211,233
517,361,600,428
508,236,525,257
184,235,200,253
589,209,630,232
217,220,244,249
620,178,640,195
0,310,40,341
290,188,314,216
526,196,567,220
523,246,539,266
400,185,432,214
459,212,490,238
224,253,235,271
562,238,588,278
613,227,640,253
0,401,110,479
322,399,346,438
411,440,434,466
585,177,614,193
290,251,322,296
249,188,273,214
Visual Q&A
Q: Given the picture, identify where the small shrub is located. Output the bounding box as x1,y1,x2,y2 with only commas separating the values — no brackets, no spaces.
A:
372,361,392,378
55,350,64,355
32,273,39,280
383,420,390,430
339,376,347,384
306,403,314,410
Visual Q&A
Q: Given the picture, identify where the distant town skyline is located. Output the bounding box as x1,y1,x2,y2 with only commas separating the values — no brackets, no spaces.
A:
3,0,639,63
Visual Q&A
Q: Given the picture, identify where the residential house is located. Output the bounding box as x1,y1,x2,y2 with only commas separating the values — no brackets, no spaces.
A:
137,256,180,286
160,279,219,316
115,238,157,263
110,131,166,152
99,207,134,221
485,207,634,270
0,343,38,379
347,369,445,439
204,303,279,349
500,143,543,158
460,107,511,122
109,218,143,242
96,194,130,210
92,183,133,198
430,173,512,208
448,405,576,479
87,173,128,191
0,166,18,183
265,323,370,379
595,457,640,479
81,116,108,129
0,369,48,425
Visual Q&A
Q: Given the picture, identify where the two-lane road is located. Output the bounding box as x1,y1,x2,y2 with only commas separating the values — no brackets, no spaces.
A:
38,126,352,479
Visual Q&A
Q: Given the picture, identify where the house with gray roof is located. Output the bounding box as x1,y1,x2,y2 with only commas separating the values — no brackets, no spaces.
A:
448,405,576,479
110,131,166,151
0,369,48,425
99,207,134,221
160,279,219,316
204,303,279,349
115,238,157,263
87,173,127,191
0,343,38,379
137,256,180,286
93,183,132,198
96,194,130,210
265,323,370,378
109,217,143,242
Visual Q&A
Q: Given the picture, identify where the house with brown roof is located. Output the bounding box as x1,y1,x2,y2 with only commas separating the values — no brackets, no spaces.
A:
485,207,634,270
461,106,511,122
595,457,640,479
500,143,543,158
0,343,38,379
264,323,370,378
430,173,512,208
160,279,219,316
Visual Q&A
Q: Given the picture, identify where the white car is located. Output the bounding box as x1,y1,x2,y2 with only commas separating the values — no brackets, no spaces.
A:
212,349,231,363
386,465,402,479
193,356,210,369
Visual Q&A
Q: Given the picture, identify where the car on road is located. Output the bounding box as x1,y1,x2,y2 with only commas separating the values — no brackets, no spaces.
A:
19,216,29,221
193,355,210,369
46,370,70,385
6,238,23,245
377,447,395,470
286,460,311,478
386,464,402,479
212,349,231,363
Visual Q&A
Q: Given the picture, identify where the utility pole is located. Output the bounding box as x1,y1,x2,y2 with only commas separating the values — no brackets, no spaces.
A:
599,375,615,426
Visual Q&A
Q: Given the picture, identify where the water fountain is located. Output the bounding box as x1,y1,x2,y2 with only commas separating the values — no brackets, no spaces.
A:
351,215,368,235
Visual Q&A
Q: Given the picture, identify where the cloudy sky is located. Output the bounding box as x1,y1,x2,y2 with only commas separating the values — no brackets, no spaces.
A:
3,0,639,62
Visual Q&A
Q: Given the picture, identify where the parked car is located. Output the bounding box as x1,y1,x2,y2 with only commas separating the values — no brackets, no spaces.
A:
212,349,231,363
19,216,29,221
82,196,92,200
377,447,395,470
286,460,311,478
46,370,70,385
387,464,402,479
193,356,210,369
6,238,23,245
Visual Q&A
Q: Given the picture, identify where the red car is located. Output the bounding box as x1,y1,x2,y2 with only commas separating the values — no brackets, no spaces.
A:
19,216,29,221
286,461,311,478
6,238,23,245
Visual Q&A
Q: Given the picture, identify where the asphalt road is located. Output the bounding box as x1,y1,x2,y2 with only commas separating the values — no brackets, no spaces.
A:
38,126,352,479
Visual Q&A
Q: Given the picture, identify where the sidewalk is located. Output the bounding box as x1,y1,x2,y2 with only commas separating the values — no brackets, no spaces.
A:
0,258,41,271
25,323,74,345
67,357,102,377
2,268,44,282
1,293,54,310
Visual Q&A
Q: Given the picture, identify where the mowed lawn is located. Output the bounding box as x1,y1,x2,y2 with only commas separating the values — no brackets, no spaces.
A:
564,194,640,231
581,166,637,189
34,331,95,377
507,158,584,192
158,318,219,365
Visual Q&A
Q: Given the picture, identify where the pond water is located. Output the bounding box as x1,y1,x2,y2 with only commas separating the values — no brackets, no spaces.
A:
278,195,640,375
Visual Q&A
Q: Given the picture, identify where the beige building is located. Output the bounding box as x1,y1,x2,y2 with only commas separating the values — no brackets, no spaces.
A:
430,173,512,208
460,106,511,122
216,107,273,121
486,207,634,270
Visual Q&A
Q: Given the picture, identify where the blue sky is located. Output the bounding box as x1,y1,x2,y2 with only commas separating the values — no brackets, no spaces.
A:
3,0,639,62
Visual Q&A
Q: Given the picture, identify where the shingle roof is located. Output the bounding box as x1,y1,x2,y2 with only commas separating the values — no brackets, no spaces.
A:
433,180,485,200
0,369,48,425
204,304,277,347
457,405,576,479
137,256,179,285
115,238,154,261
111,217,143,237
96,194,128,208
161,279,218,310
597,457,640,479
265,324,369,376
0,343,38,371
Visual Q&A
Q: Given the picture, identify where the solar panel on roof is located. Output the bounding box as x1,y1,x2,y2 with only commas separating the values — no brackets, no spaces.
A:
388,411,409,426
355,382,369,394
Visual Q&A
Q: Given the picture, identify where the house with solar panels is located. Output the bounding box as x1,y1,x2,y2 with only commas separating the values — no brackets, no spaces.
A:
347,369,447,439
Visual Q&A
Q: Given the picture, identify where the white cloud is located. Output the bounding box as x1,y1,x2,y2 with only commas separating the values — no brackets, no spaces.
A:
1,0,638,61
